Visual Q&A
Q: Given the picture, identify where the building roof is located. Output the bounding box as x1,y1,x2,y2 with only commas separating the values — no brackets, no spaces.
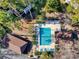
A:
65,0,71,3
7,34,27,47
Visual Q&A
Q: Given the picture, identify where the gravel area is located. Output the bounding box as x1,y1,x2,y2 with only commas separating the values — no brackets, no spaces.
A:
0,49,32,59
54,40,79,59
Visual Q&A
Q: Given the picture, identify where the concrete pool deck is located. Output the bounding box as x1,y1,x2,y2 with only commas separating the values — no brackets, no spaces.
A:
35,24,61,51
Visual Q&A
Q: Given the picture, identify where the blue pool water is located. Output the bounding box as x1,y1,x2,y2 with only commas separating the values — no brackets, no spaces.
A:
40,28,51,45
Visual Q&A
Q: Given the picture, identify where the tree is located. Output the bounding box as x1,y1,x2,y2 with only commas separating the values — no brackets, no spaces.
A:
0,10,20,37
66,0,79,25
0,26,5,38
0,10,11,27
44,0,62,12
0,0,47,15
66,4,73,13
40,52,53,59
0,0,26,11
71,14,79,24
0,10,19,26
40,52,49,59
0,0,9,8
66,0,79,13
32,0,47,14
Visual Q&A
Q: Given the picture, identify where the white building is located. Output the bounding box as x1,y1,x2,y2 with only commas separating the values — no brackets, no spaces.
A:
65,0,71,3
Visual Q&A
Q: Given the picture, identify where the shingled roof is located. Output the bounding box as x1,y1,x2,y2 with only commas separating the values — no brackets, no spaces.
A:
3,34,32,54
7,34,27,47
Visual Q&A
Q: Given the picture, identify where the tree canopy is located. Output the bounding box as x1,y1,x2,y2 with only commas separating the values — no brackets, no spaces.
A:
0,0,79,37
66,0,79,24
40,52,52,59
0,0,47,14
44,0,63,12
0,0,47,37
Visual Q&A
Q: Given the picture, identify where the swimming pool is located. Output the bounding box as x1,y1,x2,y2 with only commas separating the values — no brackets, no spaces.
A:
40,28,51,45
